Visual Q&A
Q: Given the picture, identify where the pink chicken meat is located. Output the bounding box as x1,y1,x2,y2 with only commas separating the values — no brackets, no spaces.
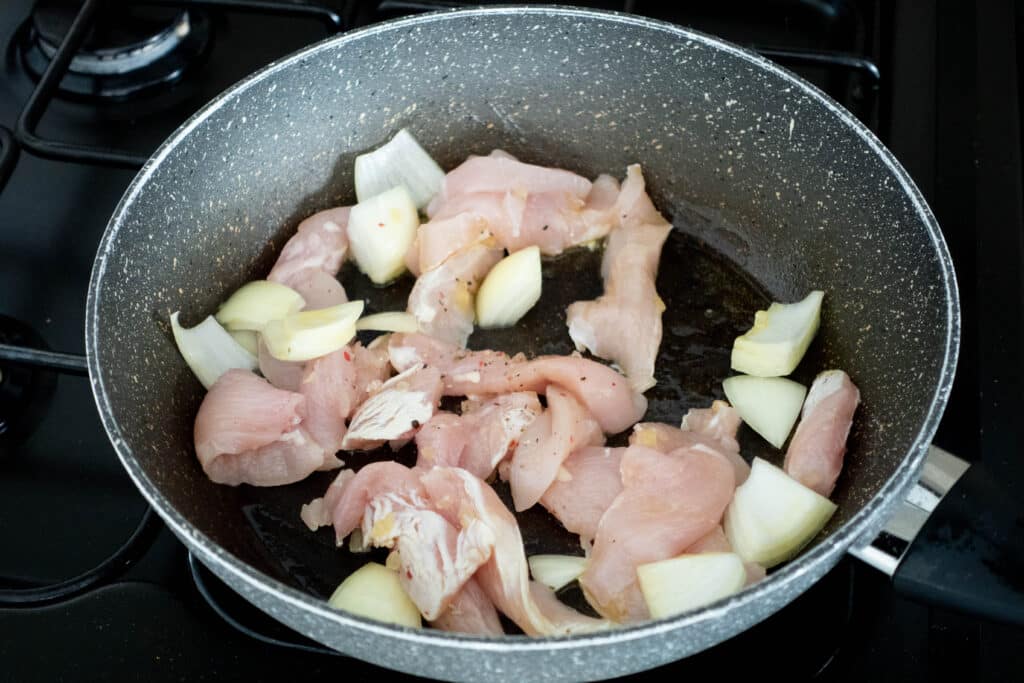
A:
268,206,350,309
784,370,861,497
578,444,736,622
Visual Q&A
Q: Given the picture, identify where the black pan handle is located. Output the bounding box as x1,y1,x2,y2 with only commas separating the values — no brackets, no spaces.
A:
849,446,1024,626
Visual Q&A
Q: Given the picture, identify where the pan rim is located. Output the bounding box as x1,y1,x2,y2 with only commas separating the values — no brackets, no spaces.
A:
86,4,960,652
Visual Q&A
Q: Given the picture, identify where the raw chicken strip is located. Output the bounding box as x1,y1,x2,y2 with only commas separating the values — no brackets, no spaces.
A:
407,213,492,276
508,386,604,511
432,153,592,203
566,166,671,392
193,369,328,486
298,348,357,457
327,462,423,540
388,333,646,434
268,206,350,307
540,446,626,544
430,577,504,636
341,364,443,451
407,242,503,347
352,335,394,402
416,394,542,479
631,401,749,485
579,444,735,622
784,370,861,497
421,467,609,636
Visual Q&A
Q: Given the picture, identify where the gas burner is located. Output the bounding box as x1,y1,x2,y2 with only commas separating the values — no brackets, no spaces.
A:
19,1,211,99
0,315,56,450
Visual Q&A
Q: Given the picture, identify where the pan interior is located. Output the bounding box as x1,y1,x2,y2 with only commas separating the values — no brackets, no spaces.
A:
89,9,954,624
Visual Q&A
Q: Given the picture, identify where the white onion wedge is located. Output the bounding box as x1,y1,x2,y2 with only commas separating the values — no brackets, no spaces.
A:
528,554,588,591
354,129,445,209
724,458,837,568
348,186,419,284
170,312,257,389
355,311,419,333
327,562,421,628
215,280,305,331
731,290,824,377
475,246,542,328
229,329,259,356
638,552,746,619
261,300,364,362
723,375,807,448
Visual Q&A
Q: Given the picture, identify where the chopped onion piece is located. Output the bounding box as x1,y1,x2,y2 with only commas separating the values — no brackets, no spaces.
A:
638,552,746,619
348,186,419,284
354,129,445,209
170,312,257,389
348,528,370,554
723,375,807,449
528,554,588,591
724,458,837,568
215,280,305,331
229,329,259,356
262,300,364,362
355,311,419,333
731,291,824,377
475,246,542,328
328,562,421,628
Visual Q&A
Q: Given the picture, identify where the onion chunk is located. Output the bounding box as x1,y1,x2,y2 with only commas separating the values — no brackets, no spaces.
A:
348,186,419,285
475,246,542,328
327,562,421,628
723,375,807,449
354,129,445,209
528,554,587,591
724,458,837,568
261,300,364,362
355,311,419,333
215,280,305,331
731,291,824,377
638,552,747,619
170,312,257,389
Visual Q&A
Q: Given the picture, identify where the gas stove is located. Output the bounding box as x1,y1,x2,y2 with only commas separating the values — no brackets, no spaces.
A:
1,2,1021,681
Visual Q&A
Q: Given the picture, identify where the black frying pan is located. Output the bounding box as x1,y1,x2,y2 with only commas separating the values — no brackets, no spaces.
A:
84,7,1021,682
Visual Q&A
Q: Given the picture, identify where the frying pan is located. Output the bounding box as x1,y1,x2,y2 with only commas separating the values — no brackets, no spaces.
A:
85,6,1022,682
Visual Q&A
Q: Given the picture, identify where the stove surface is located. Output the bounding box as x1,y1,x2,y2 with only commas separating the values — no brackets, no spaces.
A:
1,1,1021,681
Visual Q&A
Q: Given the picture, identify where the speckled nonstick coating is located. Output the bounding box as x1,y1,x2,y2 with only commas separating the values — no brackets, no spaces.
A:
85,7,958,682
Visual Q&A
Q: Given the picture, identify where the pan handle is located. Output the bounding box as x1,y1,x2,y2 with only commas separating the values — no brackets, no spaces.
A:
848,446,1024,626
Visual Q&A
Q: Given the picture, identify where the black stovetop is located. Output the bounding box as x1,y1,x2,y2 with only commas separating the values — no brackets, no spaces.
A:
0,1,1021,681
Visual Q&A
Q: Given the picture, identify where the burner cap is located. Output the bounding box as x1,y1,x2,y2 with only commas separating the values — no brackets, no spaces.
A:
20,1,210,99
0,315,57,449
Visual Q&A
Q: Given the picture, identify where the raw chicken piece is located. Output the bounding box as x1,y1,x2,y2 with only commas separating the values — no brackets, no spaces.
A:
566,166,671,392
407,242,503,347
414,412,466,470
258,338,304,391
298,348,357,457
414,393,542,480
508,386,604,511
432,153,592,204
631,401,749,485
268,206,350,306
193,369,329,486
579,444,735,622
352,335,394,402
388,332,522,395
540,446,626,545
429,577,504,636
341,364,443,451
426,152,619,256
388,333,647,434
407,213,492,276
784,370,861,497
458,393,542,479
421,467,609,636
300,468,355,531
321,461,494,620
